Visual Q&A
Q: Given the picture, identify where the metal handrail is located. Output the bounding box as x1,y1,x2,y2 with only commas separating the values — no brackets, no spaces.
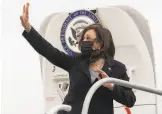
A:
81,77,162,114
46,104,71,114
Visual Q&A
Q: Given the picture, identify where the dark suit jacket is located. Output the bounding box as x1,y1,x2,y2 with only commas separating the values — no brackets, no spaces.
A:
22,27,136,114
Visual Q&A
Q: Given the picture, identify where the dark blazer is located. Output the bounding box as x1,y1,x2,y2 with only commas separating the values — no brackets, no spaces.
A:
22,27,136,114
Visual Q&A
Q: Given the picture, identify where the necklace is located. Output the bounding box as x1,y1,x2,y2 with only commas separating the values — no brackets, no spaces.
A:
90,58,105,71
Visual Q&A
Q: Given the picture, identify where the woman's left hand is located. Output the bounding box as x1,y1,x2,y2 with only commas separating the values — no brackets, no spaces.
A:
96,68,114,89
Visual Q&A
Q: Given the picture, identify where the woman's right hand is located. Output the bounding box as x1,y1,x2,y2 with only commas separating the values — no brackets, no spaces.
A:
20,2,31,32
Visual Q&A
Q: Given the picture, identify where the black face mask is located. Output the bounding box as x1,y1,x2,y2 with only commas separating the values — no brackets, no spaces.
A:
80,41,93,58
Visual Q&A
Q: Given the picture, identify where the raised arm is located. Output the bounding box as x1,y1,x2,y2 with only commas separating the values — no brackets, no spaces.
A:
20,3,76,71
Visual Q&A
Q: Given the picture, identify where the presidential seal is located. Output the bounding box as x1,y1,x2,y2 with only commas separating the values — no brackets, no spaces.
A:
60,10,100,56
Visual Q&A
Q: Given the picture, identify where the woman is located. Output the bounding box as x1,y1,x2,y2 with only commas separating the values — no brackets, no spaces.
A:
20,3,136,114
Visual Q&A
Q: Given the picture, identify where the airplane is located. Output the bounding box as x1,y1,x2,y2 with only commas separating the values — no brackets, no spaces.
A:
34,5,161,114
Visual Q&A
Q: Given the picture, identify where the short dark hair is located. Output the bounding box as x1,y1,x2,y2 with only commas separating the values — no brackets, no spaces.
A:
79,23,115,59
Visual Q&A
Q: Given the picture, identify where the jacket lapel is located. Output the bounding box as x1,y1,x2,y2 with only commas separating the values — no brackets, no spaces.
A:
79,59,91,80
102,58,114,77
